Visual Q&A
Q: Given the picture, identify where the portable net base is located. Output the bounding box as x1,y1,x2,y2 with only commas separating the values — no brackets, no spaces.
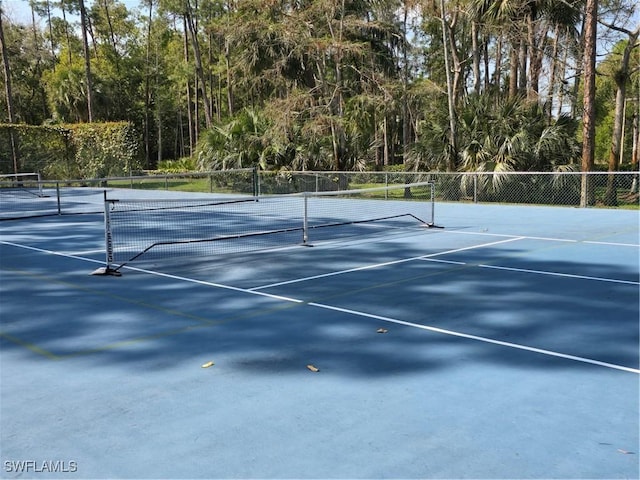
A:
91,266,122,276
93,181,440,276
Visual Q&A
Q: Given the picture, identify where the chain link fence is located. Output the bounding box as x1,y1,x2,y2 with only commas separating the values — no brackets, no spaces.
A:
257,171,639,208
1,170,638,220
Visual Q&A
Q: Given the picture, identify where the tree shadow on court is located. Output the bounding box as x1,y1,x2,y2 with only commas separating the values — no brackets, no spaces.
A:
1,215,638,377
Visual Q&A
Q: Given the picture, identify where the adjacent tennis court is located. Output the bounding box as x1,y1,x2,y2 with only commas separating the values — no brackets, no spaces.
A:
1,184,638,479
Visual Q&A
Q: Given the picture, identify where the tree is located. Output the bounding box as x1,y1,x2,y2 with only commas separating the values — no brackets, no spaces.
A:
77,0,94,121
0,5,20,174
602,29,639,205
580,0,597,207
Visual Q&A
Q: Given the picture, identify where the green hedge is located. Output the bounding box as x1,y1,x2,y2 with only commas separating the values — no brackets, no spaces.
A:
0,122,141,179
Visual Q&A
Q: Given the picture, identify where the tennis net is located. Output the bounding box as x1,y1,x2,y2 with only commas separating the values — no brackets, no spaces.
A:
97,181,437,275
0,172,45,198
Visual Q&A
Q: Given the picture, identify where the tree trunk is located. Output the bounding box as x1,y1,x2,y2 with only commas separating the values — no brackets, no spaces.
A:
527,14,545,102
402,4,410,165
556,35,569,117
102,0,120,71
185,0,212,128
0,8,19,173
30,5,48,120
508,41,519,98
45,0,56,69
183,16,194,156
493,34,502,90
471,20,481,93
604,27,639,206
571,17,587,118
547,24,560,119
79,0,94,122
144,0,153,168
518,39,527,93
440,0,457,169
483,33,490,91
580,0,597,207
630,108,638,194
61,5,72,65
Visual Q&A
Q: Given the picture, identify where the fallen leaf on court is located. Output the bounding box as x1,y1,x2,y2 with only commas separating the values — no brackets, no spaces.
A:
306,364,319,372
201,361,215,368
377,328,388,334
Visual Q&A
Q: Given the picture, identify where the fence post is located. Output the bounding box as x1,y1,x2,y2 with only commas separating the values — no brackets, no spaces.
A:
474,173,478,203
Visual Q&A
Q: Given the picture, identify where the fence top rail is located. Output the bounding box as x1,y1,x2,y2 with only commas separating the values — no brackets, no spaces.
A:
277,170,638,175
11,170,639,186
293,180,435,198
27,169,254,185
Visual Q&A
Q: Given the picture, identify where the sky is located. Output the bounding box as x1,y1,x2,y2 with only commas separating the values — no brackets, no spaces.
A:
1,0,143,25
1,0,638,49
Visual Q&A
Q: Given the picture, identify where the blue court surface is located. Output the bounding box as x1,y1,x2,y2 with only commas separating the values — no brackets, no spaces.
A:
1,188,638,479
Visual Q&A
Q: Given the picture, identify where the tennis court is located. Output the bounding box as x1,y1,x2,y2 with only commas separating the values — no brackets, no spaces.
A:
1,183,638,479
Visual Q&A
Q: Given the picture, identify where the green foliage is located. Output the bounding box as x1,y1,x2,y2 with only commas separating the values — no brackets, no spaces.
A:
0,122,140,179
67,122,141,178
196,109,269,170
0,124,72,177
156,158,198,173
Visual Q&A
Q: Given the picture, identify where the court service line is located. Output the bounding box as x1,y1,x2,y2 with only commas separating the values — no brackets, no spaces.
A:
446,229,640,248
584,240,640,248
476,263,639,285
442,230,579,243
308,303,640,374
249,236,526,291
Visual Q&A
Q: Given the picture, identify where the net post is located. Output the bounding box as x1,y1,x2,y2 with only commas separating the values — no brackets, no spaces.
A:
430,181,435,224
91,191,121,276
35,172,44,197
302,193,310,245
56,182,61,215
425,181,443,229
252,167,260,197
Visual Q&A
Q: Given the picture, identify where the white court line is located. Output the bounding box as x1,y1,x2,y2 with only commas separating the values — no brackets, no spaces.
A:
122,265,304,304
446,228,640,248
249,237,525,290
442,229,579,243
250,228,636,291
477,263,639,285
418,258,639,285
1,239,638,374
0,240,304,304
584,240,640,248
308,303,640,375
0,240,106,266
418,258,467,265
